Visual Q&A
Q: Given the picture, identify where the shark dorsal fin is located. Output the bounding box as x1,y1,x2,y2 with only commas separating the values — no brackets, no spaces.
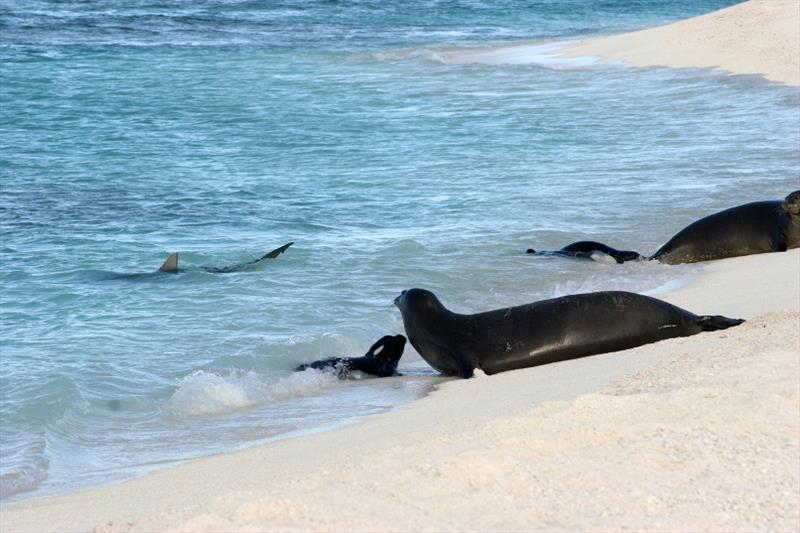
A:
159,253,179,273
260,241,294,260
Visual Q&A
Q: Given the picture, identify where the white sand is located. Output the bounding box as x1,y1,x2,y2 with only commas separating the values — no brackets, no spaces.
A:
565,0,800,86
2,250,798,532
441,1,800,86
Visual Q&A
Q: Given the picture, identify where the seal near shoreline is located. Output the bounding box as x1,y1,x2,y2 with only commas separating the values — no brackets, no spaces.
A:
394,288,743,378
158,242,294,274
526,191,800,265
526,241,643,264
295,335,407,378
649,191,800,264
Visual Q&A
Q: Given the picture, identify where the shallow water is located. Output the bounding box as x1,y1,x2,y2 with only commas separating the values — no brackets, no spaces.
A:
2,0,798,502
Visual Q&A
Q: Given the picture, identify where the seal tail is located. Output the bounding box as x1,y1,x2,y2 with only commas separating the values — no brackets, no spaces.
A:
696,315,745,331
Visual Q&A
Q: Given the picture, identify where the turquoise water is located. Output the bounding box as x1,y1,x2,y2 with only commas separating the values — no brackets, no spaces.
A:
2,0,799,502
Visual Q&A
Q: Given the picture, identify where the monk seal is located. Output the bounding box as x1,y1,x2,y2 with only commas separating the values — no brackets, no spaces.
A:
650,190,800,264
295,335,406,378
526,241,642,264
526,191,799,265
394,288,743,378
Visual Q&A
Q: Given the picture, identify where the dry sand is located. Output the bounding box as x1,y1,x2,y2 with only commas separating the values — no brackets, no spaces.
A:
564,0,800,86
2,250,798,532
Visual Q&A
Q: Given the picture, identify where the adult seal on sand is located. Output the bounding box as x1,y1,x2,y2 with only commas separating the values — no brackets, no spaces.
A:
394,288,743,378
295,335,407,378
526,241,642,264
526,191,800,265
650,190,800,264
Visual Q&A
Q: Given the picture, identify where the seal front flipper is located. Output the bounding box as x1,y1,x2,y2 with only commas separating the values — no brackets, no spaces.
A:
158,253,179,273
455,356,475,379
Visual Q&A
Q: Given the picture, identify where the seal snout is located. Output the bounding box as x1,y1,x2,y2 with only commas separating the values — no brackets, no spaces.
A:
394,290,407,307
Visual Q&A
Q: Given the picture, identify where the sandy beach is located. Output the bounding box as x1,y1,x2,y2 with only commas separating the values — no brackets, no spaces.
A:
443,0,800,87
2,2,799,532
2,250,798,532
564,0,800,86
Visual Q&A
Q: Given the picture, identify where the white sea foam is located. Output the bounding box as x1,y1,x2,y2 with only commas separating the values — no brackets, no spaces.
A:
438,41,597,68
0,457,49,500
167,369,340,417
372,40,598,69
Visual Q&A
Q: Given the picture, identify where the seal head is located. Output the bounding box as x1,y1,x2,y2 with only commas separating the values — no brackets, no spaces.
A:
782,190,800,215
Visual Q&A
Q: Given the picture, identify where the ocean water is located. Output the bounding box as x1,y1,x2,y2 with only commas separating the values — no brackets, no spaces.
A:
1,0,798,502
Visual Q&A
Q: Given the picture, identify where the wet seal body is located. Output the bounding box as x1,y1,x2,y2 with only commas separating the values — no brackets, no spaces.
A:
651,192,800,264
526,240,642,264
526,192,800,265
395,288,743,378
295,335,407,378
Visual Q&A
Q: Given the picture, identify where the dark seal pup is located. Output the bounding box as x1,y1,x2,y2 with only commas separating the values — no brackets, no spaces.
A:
295,335,407,378
394,288,743,378
526,241,642,264
526,191,800,265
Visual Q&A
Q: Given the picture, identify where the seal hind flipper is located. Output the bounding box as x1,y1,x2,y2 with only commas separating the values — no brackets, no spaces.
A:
260,241,294,260
696,315,745,331
158,253,179,273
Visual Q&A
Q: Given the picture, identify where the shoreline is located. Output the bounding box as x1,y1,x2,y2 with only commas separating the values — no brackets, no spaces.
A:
563,0,800,86
440,1,799,87
2,250,798,531
1,365,443,506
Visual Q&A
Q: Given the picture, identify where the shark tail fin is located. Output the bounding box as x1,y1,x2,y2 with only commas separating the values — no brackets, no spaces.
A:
260,241,294,260
159,253,179,273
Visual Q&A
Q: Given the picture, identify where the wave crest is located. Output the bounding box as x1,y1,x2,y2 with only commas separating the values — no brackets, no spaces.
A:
167,369,339,417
